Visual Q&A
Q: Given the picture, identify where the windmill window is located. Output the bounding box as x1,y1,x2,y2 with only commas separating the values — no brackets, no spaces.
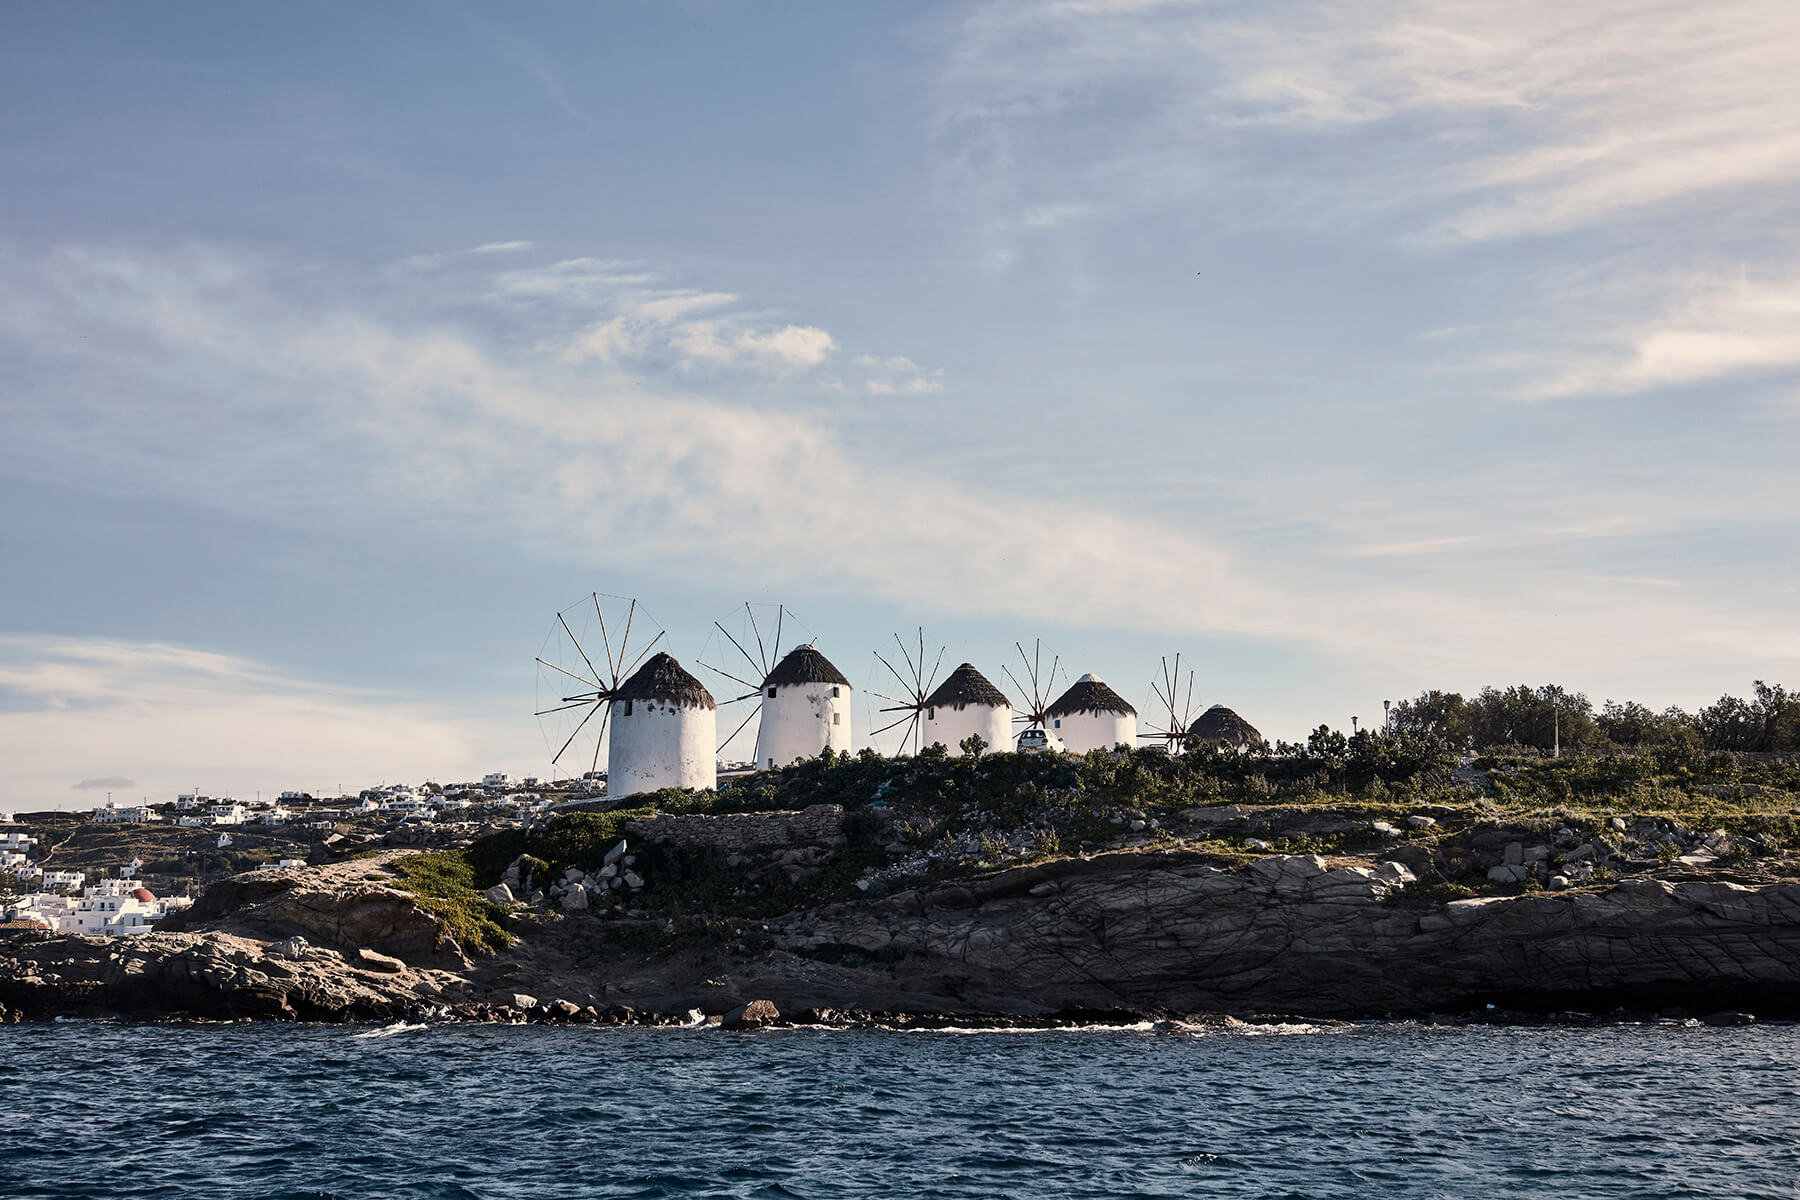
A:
624,701,633,716
768,687,777,698
831,686,840,697
1054,719,1061,728
832,713,840,725
927,708,935,720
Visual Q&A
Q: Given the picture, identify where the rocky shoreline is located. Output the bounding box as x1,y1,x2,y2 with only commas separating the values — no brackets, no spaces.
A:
2,844,1795,1030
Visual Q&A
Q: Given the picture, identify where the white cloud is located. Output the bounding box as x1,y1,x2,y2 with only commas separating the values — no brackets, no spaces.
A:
938,0,1800,399
669,320,836,368
3,239,1796,727
942,0,1800,242
0,636,529,809
1527,270,1800,398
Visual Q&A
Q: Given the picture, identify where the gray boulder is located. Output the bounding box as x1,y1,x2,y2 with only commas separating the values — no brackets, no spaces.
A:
562,884,589,912
485,882,515,905
354,948,406,973
721,999,780,1030
265,936,311,961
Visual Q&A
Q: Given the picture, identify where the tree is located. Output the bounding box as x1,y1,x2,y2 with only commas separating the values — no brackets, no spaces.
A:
959,734,988,760
1389,690,1472,746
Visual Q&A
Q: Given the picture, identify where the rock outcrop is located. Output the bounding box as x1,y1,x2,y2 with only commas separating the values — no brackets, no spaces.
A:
160,854,464,967
13,848,1800,1023
767,853,1800,1016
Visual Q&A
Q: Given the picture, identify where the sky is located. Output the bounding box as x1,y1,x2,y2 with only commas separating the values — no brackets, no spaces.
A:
3,0,1798,809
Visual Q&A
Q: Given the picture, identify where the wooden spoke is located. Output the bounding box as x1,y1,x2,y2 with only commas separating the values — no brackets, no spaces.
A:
559,612,603,690
551,700,603,765
538,657,601,689
719,701,761,754
716,621,763,682
746,603,768,678
590,704,611,777
616,629,667,682
593,594,617,683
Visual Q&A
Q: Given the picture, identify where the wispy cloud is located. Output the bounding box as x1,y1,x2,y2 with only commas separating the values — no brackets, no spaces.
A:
0,636,523,806
2,239,1795,720
937,0,1800,399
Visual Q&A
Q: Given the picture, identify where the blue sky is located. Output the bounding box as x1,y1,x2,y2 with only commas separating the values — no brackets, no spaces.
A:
3,1,1797,807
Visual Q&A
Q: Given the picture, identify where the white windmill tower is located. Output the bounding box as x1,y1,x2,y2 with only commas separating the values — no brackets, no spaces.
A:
536,592,697,796
608,652,717,797
699,604,852,770
1139,654,1200,755
922,662,1014,756
1046,673,1138,753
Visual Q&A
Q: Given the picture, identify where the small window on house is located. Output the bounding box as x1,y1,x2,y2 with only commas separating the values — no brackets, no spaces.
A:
768,686,777,698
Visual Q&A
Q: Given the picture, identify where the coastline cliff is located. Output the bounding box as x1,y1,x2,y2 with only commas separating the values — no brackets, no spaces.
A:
6,746,1800,1025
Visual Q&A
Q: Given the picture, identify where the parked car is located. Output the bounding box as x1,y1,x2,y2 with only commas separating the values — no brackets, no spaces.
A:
1015,727,1066,753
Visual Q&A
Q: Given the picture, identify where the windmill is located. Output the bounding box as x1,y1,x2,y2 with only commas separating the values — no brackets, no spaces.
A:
1139,654,1199,755
865,628,947,756
1002,638,1065,744
533,593,665,782
696,602,799,757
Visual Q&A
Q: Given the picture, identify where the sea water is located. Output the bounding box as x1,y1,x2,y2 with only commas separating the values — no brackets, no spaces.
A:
3,1021,1798,1198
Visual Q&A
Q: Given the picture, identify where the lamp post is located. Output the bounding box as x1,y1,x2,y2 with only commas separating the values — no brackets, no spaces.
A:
1383,699,1391,733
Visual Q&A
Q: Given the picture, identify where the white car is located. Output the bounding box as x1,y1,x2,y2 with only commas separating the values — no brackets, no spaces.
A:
1015,727,1067,753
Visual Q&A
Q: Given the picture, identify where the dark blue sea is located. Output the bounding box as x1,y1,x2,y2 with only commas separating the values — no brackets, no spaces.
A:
5,1020,1797,1198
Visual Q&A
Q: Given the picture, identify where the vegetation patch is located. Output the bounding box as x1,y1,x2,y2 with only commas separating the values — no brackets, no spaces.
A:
387,851,512,955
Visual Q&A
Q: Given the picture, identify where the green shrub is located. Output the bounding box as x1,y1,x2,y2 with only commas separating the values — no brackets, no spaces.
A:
388,851,512,954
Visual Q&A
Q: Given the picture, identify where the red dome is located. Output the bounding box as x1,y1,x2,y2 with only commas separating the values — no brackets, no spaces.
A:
131,888,156,903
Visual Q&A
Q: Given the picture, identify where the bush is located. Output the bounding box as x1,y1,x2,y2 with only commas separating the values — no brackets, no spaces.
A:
388,851,512,954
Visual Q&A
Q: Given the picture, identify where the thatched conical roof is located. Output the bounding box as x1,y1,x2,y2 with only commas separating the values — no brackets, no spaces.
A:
763,644,851,689
1047,673,1136,718
924,663,1011,709
1186,704,1262,748
616,652,716,710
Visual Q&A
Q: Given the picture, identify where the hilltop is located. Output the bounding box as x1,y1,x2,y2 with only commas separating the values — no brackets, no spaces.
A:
6,740,1800,1024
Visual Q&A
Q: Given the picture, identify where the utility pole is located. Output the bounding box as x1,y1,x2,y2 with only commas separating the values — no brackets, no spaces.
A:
1383,700,1391,733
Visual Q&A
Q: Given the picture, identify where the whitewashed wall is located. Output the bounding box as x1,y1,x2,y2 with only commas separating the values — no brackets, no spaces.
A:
609,699,717,798
1050,709,1137,754
922,702,1013,756
756,680,853,769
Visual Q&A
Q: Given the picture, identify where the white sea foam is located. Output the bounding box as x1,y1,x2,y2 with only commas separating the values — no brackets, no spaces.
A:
353,1021,428,1038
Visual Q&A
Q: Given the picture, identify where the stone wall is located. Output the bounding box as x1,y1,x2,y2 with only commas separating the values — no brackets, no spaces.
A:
623,804,845,852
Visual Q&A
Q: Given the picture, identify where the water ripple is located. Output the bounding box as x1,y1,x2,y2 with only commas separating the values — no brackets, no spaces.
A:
5,1023,1800,1198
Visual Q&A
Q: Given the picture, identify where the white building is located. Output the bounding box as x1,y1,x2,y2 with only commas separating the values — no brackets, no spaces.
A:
209,803,248,826
609,652,717,799
51,875,187,937
482,772,509,788
754,645,853,770
40,869,83,893
921,663,1013,756
1045,674,1139,754
92,801,161,824
0,831,38,854
259,806,293,825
